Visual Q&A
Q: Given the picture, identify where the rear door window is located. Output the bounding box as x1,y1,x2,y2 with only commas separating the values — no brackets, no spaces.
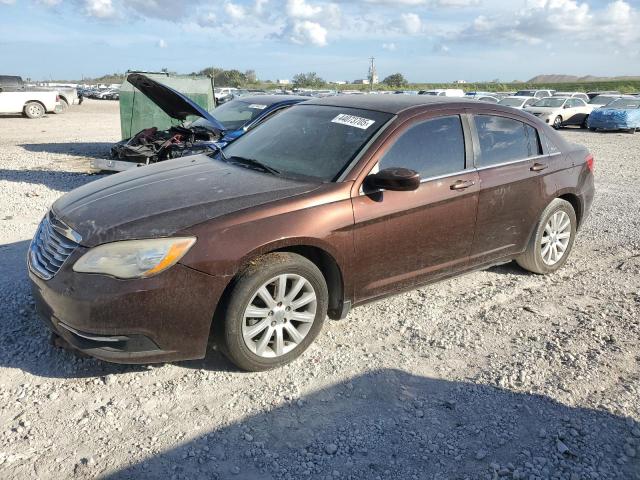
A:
473,115,541,167
378,115,466,179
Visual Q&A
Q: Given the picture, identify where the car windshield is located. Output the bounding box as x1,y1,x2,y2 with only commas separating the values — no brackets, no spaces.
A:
515,90,536,97
500,98,526,107
220,105,393,181
589,95,617,105
532,98,565,108
607,99,640,109
192,100,269,131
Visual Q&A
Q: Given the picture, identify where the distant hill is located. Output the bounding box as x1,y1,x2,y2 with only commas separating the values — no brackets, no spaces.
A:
528,74,640,83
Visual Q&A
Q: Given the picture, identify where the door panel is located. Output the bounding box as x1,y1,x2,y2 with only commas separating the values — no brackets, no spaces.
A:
470,160,546,263
469,114,550,264
352,171,480,302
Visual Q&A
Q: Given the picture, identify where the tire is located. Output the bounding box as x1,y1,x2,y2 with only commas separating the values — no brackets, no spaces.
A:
24,102,45,119
219,252,328,371
56,98,69,114
552,116,563,130
516,199,577,275
581,116,589,129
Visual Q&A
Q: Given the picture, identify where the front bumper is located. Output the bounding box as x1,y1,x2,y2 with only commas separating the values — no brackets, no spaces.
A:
29,250,226,364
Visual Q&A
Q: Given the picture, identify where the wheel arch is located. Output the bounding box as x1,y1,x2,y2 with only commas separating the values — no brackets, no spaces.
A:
210,239,348,343
557,191,583,227
271,245,345,320
23,100,47,111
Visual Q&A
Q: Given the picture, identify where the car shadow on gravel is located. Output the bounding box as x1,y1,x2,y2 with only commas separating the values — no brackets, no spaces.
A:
103,369,639,480
0,168,100,192
20,142,113,159
487,261,531,277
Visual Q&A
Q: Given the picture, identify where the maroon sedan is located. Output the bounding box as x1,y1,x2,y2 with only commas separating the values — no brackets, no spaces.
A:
28,96,595,371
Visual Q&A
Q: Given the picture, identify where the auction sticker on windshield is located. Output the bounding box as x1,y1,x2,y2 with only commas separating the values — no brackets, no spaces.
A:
248,104,267,110
331,114,376,130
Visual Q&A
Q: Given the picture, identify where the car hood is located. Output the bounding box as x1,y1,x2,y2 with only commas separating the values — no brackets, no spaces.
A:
127,73,226,133
52,155,321,247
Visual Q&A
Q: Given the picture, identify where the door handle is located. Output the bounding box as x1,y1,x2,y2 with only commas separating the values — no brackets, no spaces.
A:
531,163,548,172
450,180,475,191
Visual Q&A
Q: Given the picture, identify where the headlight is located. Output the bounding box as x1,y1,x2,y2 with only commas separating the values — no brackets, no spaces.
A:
73,237,196,279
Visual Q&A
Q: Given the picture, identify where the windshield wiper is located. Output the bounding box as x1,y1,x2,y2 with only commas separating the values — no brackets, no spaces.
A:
227,156,280,175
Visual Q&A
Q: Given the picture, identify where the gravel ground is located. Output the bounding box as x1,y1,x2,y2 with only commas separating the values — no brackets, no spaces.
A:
0,101,638,480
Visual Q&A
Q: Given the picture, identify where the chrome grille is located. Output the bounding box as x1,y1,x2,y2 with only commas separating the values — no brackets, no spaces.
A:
29,212,81,280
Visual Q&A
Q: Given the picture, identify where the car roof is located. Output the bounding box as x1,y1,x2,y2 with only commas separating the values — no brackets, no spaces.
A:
301,94,477,114
233,94,308,106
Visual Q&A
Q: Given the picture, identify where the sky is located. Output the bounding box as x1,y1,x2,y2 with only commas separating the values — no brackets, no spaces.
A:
0,0,639,83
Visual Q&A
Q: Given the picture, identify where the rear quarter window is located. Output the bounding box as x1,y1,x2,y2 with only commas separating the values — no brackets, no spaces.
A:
473,115,541,167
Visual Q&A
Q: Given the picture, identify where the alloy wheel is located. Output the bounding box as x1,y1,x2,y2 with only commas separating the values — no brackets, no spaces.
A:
553,116,563,129
242,274,317,358
541,211,571,266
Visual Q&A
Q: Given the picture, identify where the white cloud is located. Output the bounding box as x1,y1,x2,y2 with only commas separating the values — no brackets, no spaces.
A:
363,0,478,5
157,38,167,48
0,0,16,4
456,0,639,47
288,19,328,46
401,12,422,34
224,2,246,20
382,42,397,51
286,0,322,18
254,0,269,15
84,0,116,18
433,42,450,53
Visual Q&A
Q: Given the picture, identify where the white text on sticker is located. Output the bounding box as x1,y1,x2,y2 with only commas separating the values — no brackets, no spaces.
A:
331,114,375,130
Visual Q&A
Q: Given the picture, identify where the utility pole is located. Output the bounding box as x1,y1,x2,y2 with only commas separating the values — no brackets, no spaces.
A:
368,56,377,92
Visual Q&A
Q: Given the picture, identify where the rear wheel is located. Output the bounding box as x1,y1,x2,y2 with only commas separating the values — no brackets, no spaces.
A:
553,116,563,130
219,252,328,371
24,102,45,119
516,199,577,274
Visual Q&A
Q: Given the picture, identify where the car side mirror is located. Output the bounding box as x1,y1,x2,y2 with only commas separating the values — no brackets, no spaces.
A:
364,168,420,192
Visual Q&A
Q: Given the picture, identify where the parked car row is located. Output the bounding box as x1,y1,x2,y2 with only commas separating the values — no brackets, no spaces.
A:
79,87,120,100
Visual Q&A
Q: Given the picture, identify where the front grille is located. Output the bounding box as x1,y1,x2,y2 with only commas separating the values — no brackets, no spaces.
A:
29,212,81,280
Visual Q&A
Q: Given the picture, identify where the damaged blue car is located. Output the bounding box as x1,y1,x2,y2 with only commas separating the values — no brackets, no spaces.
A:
588,97,640,133
96,73,306,172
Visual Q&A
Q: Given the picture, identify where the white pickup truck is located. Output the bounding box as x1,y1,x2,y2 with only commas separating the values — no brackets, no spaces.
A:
0,90,61,118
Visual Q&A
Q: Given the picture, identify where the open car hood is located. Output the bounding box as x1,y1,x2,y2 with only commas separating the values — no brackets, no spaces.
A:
127,73,226,133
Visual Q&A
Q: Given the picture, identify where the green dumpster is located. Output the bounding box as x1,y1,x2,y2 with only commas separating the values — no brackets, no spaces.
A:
119,71,215,140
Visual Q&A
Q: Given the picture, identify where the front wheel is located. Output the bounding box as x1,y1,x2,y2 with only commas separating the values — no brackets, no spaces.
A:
581,116,589,129
219,252,328,371
516,199,577,274
552,116,563,130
